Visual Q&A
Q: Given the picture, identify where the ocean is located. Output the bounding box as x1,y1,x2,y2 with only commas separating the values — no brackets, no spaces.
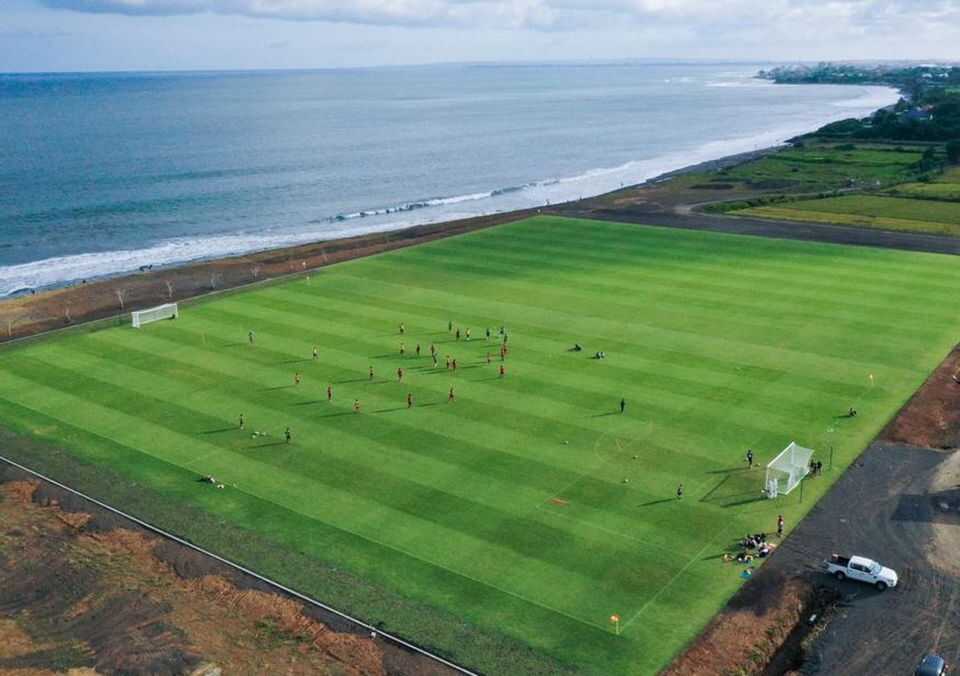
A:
0,63,897,296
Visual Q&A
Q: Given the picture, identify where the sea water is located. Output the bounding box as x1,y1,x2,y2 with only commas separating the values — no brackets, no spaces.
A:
0,63,897,295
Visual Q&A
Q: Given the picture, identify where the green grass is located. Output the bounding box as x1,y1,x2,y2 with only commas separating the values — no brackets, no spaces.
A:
2,215,959,674
739,195,960,237
889,167,960,201
718,143,924,193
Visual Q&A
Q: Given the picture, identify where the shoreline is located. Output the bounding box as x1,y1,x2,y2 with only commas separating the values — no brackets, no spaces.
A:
0,84,900,341
0,82,897,299
1,145,781,304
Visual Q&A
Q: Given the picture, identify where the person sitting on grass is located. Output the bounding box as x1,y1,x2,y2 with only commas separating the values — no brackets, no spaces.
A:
848,407,858,417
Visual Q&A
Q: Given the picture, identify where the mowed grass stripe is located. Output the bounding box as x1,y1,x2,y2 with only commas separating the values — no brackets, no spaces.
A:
481,216,960,287
172,302,824,470
332,256,931,366
388,233,958,322
220,289,859,429
409,219,960,301
87,321,735,501
273,279,896,395
282,264,927,376
0,361,663,626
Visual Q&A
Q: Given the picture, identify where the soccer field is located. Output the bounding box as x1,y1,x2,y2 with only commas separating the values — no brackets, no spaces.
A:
1,216,959,674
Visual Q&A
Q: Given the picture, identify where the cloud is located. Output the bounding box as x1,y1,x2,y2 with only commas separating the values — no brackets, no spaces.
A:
37,0,559,28
31,0,960,34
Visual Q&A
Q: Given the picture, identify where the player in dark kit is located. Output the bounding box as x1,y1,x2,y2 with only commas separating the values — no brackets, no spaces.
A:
620,398,625,414
327,384,333,402
407,393,413,408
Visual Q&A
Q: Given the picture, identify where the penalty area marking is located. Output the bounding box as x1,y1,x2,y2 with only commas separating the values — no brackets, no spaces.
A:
621,524,733,633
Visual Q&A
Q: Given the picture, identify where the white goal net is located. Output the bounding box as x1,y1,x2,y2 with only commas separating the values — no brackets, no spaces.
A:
131,303,178,328
765,441,814,498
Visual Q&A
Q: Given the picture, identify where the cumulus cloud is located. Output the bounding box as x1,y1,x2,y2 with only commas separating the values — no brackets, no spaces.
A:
32,0,960,33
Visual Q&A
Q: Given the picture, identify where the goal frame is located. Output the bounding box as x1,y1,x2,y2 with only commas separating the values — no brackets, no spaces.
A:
131,303,179,328
765,441,814,498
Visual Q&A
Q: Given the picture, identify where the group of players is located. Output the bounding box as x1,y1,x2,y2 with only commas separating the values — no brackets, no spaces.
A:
239,320,511,443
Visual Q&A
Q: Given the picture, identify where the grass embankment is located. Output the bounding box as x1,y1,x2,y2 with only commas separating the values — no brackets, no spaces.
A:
740,195,960,237
2,216,959,674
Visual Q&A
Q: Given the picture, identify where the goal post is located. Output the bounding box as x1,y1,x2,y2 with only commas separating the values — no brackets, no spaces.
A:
765,442,814,498
131,303,178,328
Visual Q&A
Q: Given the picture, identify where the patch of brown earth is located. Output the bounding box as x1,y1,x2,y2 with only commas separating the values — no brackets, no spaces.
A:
882,346,960,449
0,479,389,676
662,573,815,676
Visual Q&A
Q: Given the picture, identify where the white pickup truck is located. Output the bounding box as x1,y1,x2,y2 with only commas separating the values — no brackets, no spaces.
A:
823,554,899,590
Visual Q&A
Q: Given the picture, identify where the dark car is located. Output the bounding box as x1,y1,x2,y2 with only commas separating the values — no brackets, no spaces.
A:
916,654,947,676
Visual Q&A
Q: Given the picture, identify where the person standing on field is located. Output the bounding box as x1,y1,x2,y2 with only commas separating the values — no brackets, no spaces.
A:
353,399,361,413
239,413,245,430
448,387,455,403
327,384,333,402
620,398,626,414
397,367,404,382
312,346,319,361
400,342,405,357
746,449,754,468
455,328,461,341
777,514,784,537
416,344,421,357
294,372,302,386
248,330,255,345
676,483,684,500
285,427,292,444
432,353,438,367
448,320,453,332
369,366,374,381
407,393,413,408
399,322,405,335
499,364,505,378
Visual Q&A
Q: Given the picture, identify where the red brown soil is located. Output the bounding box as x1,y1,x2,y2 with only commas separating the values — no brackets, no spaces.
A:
0,210,535,343
881,346,960,449
662,573,815,676
0,479,392,676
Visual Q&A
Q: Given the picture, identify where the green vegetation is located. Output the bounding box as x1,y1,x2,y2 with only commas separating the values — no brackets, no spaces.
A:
889,167,960,201
2,216,960,674
703,142,928,214
740,195,960,237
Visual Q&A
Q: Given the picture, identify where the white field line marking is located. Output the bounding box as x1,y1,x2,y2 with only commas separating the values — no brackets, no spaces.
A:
622,525,732,633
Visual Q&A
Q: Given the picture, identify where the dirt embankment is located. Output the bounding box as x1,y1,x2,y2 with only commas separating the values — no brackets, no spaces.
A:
0,209,535,343
0,477,455,676
881,346,960,450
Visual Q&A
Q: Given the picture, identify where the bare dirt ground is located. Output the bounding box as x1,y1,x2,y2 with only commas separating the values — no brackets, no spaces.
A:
665,344,960,675
0,477,456,676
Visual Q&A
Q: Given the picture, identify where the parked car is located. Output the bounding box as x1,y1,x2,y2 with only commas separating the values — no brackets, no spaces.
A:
915,654,947,676
822,553,898,590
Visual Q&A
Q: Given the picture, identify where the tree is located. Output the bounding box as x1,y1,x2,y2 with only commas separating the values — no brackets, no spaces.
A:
947,140,960,165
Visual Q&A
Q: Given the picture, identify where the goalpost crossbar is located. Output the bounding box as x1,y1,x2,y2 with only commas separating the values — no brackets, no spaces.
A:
131,303,179,328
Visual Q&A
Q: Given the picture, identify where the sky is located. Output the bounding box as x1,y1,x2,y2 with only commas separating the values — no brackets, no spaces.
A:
0,0,958,72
